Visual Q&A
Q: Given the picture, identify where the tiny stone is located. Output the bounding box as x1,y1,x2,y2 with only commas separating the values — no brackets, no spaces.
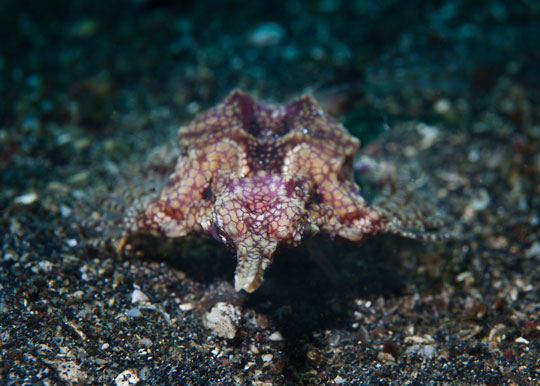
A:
56,133,72,146
404,145,417,157
333,375,345,384
525,242,540,258
468,150,480,162
131,289,150,304
74,137,92,150
404,335,435,344
115,369,140,386
434,98,451,114
515,337,529,344
416,123,440,149
248,22,285,47
37,261,53,273
126,308,142,318
509,287,518,302
268,331,284,341
204,302,241,340
14,192,38,205
456,271,474,284
406,344,436,359
261,354,273,362
66,238,78,247
179,302,194,311
470,189,490,210
138,336,153,348
68,171,90,184
54,360,85,383
79,264,93,281
186,101,200,114
377,351,395,362
60,205,72,218
139,366,150,381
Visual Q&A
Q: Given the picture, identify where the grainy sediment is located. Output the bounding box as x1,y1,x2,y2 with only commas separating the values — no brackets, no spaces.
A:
1,1,539,385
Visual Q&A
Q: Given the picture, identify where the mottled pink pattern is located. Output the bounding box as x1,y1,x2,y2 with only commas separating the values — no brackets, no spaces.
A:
131,90,440,292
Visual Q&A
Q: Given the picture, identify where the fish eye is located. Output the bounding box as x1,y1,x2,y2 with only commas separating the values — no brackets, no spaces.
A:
211,223,233,247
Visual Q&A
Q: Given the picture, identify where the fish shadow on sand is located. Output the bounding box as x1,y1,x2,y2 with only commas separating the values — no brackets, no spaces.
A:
125,231,442,382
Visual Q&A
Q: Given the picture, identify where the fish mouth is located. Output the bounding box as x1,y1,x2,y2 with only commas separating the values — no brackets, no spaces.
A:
234,242,276,292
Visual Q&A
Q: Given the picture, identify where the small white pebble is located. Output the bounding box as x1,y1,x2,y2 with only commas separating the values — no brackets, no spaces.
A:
204,302,240,340
456,271,474,284
515,337,530,344
268,332,284,341
131,289,150,304
509,287,518,302
433,98,451,115
468,150,480,162
138,367,150,381
79,264,93,281
416,123,440,149
56,133,72,146
66,238,78,247
115,369,140,386
333,375,345,384
126,308,142,318
101,343,110,350
353,155,377,173
406,344,436,359
404,335,435,344
186,101,200,114
14,192,38,205
139,336,153,348
377,351,396,362
68,171,90,184
526,242,540,258
470,189,491,211
54,360,84,383
179,303,194,311
60,204,72,217
37,261,53,273
261,354,273,362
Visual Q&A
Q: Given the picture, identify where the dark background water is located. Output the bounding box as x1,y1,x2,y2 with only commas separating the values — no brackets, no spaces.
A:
2,0,539,132
2,0,538,192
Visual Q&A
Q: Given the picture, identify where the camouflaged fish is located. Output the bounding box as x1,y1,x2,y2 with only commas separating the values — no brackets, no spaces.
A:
130,90,441,292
